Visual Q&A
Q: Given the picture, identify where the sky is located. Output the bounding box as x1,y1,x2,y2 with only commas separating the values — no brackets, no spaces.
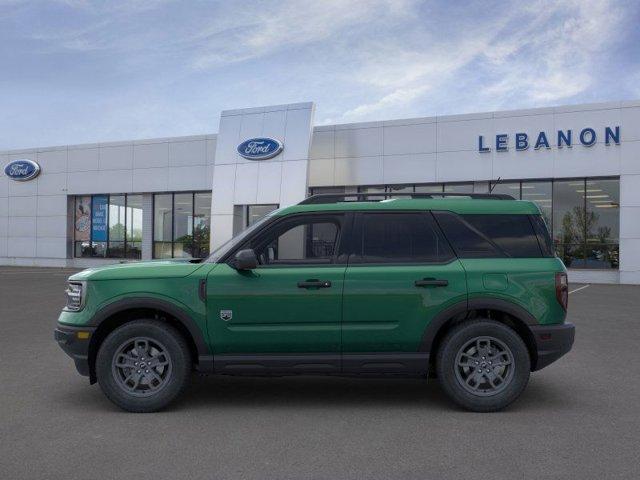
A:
1,0,639,150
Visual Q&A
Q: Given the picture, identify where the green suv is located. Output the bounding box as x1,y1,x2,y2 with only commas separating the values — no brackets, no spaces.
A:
55,193,575,413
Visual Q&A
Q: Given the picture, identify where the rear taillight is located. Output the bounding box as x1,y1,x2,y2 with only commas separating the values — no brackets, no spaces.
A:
555,272,568,311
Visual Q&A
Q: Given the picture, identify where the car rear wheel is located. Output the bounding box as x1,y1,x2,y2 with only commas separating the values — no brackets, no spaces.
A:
96,320,191,412
436,319,530,412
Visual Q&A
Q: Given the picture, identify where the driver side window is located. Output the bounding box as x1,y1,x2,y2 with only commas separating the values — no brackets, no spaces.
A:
248,216,341,266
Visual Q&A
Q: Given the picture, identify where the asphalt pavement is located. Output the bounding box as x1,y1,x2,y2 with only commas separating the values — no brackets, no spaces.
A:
0,267,639,479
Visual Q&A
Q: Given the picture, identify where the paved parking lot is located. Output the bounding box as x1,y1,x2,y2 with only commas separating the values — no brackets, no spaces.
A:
1,267,639,479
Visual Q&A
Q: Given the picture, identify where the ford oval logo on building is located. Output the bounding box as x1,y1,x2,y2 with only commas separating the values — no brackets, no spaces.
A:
4,159,41,182
237,137,283,160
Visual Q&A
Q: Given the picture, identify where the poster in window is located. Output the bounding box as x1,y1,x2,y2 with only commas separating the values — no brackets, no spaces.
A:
91,195,108,242
74,196,91,241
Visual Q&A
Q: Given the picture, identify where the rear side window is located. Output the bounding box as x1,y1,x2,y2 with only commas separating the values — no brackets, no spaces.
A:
433,212,502,258
354,212,454,263
434,212,546,258
462,214,542,257
530,215,554,257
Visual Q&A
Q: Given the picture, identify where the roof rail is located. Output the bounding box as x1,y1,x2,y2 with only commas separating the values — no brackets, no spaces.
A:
298,192,515,205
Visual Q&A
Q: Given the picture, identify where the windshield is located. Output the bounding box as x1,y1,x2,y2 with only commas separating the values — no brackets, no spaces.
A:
205,213,276,263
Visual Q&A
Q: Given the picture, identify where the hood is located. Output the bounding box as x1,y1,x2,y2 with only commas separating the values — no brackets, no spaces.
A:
69,259,207,281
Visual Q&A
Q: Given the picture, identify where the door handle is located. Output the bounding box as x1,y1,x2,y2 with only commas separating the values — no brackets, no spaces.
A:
297,279,332,289
415,278,448,287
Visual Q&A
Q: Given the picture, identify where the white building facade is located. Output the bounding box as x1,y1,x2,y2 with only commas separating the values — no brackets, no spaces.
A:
2,100,639,284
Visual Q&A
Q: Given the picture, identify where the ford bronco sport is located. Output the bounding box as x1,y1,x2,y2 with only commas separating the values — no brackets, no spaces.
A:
55,193,575,412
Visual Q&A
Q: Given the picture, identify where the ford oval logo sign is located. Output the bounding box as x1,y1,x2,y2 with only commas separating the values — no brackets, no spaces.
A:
4,159,41,182
237,137,283,160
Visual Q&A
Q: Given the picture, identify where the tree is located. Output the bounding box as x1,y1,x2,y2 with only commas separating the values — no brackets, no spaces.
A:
109,223,125,241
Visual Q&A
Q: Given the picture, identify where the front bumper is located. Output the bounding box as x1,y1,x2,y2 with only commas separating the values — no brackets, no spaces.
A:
54,324,96,377
530,322,575,371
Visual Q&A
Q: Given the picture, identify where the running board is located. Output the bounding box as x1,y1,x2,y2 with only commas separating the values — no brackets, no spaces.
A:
210,353,429,376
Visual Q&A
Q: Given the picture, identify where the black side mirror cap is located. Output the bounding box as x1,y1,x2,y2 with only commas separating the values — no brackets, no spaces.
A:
234,249,258,270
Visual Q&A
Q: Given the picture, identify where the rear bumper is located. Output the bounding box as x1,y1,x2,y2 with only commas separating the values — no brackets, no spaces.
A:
530,322,575,371
54,324,96,377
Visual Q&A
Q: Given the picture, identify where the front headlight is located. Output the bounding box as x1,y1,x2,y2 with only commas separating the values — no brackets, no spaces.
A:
65,281,86,311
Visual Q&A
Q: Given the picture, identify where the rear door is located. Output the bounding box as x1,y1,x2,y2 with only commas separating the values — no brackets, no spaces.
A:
433,211,566,324
341,211,467,373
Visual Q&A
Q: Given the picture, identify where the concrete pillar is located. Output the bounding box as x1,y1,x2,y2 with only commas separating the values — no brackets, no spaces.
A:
619,173,640,283
210,102,315,250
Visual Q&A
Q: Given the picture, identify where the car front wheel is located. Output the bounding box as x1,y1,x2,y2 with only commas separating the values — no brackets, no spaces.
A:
96,320,191,412
436,319,530,412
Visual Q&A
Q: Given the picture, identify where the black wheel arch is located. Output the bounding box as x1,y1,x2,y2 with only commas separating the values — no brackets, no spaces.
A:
421,297,539,371
86,297,213,383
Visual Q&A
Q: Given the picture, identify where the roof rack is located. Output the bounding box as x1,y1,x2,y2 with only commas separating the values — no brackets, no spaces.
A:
298,192,515,205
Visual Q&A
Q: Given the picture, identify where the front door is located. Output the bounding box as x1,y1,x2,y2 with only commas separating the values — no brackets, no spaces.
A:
206,213,346,371
341,211,467,373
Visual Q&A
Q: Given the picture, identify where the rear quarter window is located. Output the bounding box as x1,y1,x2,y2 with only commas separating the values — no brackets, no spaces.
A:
530,214,554,257
432,212,501,258
434,212,547,258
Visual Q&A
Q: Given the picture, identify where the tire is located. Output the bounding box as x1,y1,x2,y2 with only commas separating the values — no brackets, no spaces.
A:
436,319,530,412
96,320,192,413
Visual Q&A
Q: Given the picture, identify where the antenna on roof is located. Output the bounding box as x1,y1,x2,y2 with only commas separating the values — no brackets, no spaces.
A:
489,177,502,193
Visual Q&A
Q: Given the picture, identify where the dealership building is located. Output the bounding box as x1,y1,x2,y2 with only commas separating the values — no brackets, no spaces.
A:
1,100,639,284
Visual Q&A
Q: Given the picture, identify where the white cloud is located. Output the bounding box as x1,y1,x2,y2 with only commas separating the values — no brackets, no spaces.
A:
0,0,634,149
341,85,429,120
335,0,625,122
479,0,623,106
190,0,415,70
336,33,499,121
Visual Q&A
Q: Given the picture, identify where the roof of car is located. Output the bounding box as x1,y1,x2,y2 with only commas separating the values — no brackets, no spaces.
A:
275,197,542,216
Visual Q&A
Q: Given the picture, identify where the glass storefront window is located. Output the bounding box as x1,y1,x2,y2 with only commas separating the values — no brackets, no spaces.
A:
522,181,552,229
444,183,473,193
173,193,194,258
584,178,619,269
309,186,351,200
194,193,212,258
126,195,143,259
386,185,414,197
247,204,278,227
415,184,444,193
153,193,173,258
74,196,92,257
108,195,125,258
152,192,212,259
73,193,143,259
153,194,173,259
358,185,416,199
473,182,489,193
91,194,108,257
553,180,587,268
490,181,520,199
310,187,346,195
358,185,387,200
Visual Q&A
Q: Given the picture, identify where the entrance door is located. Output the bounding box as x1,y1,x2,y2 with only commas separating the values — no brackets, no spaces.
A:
341,211,467,373
207,213,347,371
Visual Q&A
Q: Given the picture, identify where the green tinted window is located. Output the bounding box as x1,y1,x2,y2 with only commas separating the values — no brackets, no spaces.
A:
435,212,546,258
355,212,453,264
462,214,543,258
434,212,502,258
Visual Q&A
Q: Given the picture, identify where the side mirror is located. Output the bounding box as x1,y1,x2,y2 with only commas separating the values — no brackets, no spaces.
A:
234,249,258,270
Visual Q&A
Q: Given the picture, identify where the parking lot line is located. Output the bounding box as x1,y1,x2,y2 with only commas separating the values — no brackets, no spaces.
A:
569,284,590,295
